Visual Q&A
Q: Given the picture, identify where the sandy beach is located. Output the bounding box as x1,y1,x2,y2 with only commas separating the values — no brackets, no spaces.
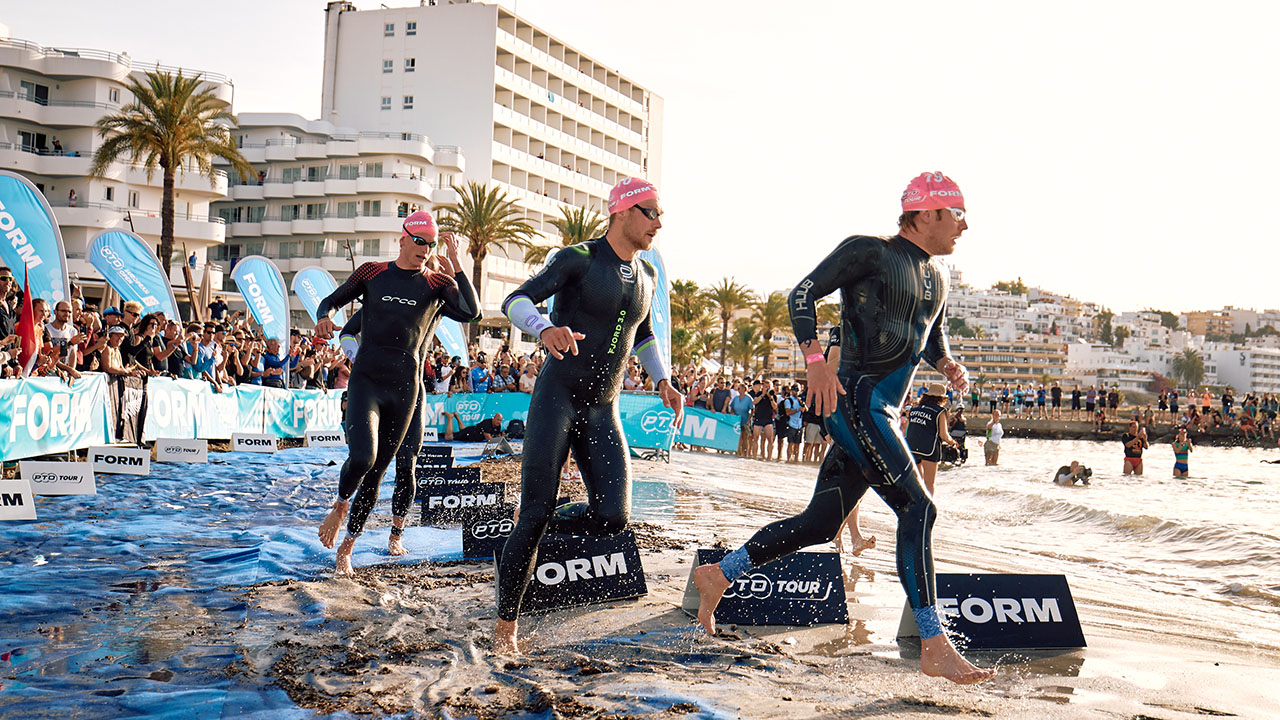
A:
192,449,1280,720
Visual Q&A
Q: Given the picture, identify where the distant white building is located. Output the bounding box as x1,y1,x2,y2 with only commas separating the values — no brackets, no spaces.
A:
210,112,466,322
0,28,235,298
318,0,663,328
1204,345,1280,394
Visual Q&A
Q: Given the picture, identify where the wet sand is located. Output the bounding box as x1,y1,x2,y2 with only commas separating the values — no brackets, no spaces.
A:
220,452,1280,719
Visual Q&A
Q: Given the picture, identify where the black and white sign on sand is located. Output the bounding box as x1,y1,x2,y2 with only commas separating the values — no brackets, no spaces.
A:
896,573,1086,650
682,548,849,626
419,482,505,525
501,531,648,614
460,502,517,559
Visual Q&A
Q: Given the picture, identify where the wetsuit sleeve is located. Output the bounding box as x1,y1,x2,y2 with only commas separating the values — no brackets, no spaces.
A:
826,326,841,351
632,310,669,386
339,310,361,361
438,272,480,322
921,302,952,369
501,245,591,333
789,236,880,345
317,262,379,320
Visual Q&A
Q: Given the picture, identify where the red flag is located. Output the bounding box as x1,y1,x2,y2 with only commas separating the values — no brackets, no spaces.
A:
15,265,38,377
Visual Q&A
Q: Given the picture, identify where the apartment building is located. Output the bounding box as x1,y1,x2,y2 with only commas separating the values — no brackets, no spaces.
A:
0,29,234,293
210,112,464,317
319,0,663,318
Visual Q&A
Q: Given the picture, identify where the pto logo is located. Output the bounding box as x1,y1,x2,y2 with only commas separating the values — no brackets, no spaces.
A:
724,573,832,601
30,473,79,485
639,409,675,434
455,400,482,413
470,519,514,539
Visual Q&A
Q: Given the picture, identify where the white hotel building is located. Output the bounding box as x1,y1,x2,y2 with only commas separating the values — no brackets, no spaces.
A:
320,0,664,320
0,28,234,295
210,113,464,318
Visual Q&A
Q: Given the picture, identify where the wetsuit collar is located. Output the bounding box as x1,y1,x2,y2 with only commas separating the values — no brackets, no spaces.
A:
894,234,933,260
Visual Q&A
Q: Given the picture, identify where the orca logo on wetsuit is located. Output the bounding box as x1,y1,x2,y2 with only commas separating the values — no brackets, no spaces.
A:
382,295,418,305
618,264,635,282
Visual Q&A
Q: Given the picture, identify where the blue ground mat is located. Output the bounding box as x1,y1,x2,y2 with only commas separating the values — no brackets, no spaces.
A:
0,445,479,720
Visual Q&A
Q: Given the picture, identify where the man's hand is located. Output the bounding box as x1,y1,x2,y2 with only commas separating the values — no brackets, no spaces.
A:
937,357,969,394
658,379,684,428
540,326,585,360
314,317,337,339
440,232,462,266
805,360,846,417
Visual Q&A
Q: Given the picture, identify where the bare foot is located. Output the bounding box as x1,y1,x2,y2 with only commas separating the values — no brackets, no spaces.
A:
495,619,519,655
388,530,407,556
318,499,349,549
920,634,995,684
850,535,877,557
692,563,731,635
335,535,356,575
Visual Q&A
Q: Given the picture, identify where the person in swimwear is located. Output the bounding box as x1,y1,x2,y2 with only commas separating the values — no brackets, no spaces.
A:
692,171,994,684
493,178,683,654
314,211,479,573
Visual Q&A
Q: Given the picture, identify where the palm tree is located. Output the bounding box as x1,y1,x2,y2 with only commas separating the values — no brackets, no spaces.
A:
91,70,253,271
670,279,706,326
1171,349,1205,389
524,205,606,266
816,301,841,331
704,278,754,367
671,326,698,370
437,181,538,339
727,318,771,374
752,292,790,373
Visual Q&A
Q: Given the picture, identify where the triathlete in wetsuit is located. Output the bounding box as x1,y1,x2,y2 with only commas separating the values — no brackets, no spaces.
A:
493,178,683,654
336,309,434,557
314,211,479,573
693,172,994,685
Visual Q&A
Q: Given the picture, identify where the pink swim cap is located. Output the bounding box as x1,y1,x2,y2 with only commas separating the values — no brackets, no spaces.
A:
608,177,659,214
901,171,964,212
402,210,438,239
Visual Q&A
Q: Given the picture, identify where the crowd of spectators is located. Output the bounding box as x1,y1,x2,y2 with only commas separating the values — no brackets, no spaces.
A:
0,268,351,390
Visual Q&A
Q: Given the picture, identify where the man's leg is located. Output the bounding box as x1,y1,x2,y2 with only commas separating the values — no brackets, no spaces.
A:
696,444,865,634
495,383,575,654
319,382,381,548
552,403,631,536
337,394,415,573
388,393,425,556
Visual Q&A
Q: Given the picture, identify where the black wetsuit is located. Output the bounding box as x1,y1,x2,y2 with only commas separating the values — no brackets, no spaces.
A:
317,262,479,538
336,309,436,535
496,238,658,622
740,234,950,612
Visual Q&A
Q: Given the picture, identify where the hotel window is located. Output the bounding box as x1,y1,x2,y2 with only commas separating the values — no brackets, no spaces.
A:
406,21,417,35
362,238,381,256
281,204,301,221
337,201,357,218
403,95,414,109
128,191,139,208
281,167,302,182
405,58,416,72
305,240,326,257
361,199,381,216
366,162,383,178
306,202,326,220
383,59,393,74
247,206,265,222
338,164,359,180
384,22,394,36
380,96,391,111
103,186,114,201
109,87,120,103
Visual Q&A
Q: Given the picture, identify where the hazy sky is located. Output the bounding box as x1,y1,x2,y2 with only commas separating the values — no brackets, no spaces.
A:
6,1,1277,314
